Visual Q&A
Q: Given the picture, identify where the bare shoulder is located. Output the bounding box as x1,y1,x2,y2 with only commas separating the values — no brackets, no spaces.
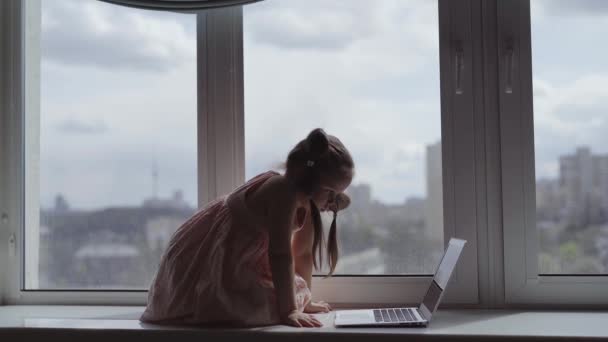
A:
260,174,297,211
248,173,297,225
256,174,299,253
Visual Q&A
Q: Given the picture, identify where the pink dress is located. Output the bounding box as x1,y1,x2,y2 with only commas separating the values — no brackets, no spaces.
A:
141,171,312,327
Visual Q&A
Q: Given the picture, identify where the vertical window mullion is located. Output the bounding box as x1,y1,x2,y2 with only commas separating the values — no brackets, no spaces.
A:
23,0,41,291
438,0,479,304
1,0,26,303
476,0,507,307
197,6,245,208
0,0,12,304
499,0,541,303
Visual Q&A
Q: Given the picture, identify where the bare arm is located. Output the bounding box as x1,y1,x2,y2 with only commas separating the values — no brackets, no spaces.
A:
264,178,323,327
292,208,314,290
267,190,298,318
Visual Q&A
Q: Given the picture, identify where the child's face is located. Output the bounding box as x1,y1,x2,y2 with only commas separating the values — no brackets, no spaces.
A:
311,174,352,212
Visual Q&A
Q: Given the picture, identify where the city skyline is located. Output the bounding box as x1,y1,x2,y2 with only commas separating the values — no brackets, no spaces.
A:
34,143,608,288
42,143,606,213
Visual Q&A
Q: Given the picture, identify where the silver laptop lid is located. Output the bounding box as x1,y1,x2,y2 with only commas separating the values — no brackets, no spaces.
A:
418,238,466,321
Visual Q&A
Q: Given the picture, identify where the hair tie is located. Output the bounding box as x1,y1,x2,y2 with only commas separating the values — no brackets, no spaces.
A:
306,160,315,167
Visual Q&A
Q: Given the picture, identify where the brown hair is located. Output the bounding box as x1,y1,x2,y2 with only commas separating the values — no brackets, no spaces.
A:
285,128,354,276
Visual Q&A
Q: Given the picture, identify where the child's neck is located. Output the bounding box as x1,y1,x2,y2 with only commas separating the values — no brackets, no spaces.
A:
294,192,310,208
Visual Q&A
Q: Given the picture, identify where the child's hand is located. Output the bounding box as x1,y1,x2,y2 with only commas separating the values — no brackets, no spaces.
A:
282,310,323,327
304,300,332,313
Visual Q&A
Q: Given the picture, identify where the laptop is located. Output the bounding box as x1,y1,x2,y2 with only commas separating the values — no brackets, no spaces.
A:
334,238,466,327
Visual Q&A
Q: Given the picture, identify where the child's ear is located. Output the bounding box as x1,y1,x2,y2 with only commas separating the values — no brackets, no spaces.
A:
335,193,351,211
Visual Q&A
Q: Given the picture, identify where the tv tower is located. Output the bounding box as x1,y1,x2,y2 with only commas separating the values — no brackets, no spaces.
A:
152,159,159,199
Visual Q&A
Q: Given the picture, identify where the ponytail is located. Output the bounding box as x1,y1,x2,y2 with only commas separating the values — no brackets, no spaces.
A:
310,200,339,277
327,211,339,276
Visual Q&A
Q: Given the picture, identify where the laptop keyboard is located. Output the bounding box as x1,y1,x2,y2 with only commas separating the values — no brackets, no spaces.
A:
373,308,418,323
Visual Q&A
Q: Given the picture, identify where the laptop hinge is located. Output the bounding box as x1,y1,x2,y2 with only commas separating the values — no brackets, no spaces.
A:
417,307,429,321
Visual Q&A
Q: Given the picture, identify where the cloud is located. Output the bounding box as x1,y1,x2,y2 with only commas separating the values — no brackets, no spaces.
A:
55,118,109,134
530,0,608,181
41,0,195,71
245,1,372,50
243,8,441,203
39,40,197,210
534,75,608,136
243,0,441,199
40,142,197,210
533,74,608,178
245,0,437,54
40,0,442,207
537,0,608,17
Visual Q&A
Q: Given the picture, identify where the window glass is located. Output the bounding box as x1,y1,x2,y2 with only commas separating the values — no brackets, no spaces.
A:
532,0,608,274
244,0,443,275
27,0,197,289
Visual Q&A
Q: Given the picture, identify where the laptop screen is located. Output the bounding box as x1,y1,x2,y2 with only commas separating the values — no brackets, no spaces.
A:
420,238,466,315
421,279,442,314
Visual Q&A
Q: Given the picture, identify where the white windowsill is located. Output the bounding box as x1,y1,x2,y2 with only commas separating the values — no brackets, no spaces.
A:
1,306,608,341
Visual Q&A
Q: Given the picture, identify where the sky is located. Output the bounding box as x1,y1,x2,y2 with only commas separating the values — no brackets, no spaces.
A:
531,0,608,178
36,0,608,210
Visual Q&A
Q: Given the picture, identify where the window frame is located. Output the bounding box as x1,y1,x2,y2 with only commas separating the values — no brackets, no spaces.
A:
500,0,608,306
0,0,22,305
0,0,481,306
0,0,242,305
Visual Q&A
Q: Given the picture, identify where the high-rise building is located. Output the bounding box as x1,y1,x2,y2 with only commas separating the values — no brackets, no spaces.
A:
348,183,372,211
593,155,608,218
559,147,608,225
536,178,562,221
143,190,190,210
425,141,443,243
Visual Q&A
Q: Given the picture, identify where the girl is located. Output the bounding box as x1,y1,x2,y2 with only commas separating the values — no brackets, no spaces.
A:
141,128,355,328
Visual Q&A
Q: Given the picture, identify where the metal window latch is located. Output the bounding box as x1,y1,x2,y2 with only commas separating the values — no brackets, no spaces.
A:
504,39,515,94
2,213,16,258
454,41,465,95
8,233,16,258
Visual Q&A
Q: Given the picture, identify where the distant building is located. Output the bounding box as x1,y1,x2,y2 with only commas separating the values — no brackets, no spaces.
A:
348,183,372,211
54,194,70,213
39,195,194,289
559,147,608,225
334,247,385,274
425,141,443,243
142,190,190,210
401,197,426,224
75,243,140,259
74,242,142,288
145,216,184,254
536,178,563,221
594,154,608,218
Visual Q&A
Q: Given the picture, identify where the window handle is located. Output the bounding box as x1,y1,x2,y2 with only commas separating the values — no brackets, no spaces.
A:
2,213,15,258
504,40,515,94
9,233,16,258
454,43,464,95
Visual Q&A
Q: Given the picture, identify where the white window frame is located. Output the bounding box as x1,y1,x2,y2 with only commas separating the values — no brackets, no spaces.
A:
0,0,20,305
0,1,242,305
0,0,481,306
500,0,608,305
